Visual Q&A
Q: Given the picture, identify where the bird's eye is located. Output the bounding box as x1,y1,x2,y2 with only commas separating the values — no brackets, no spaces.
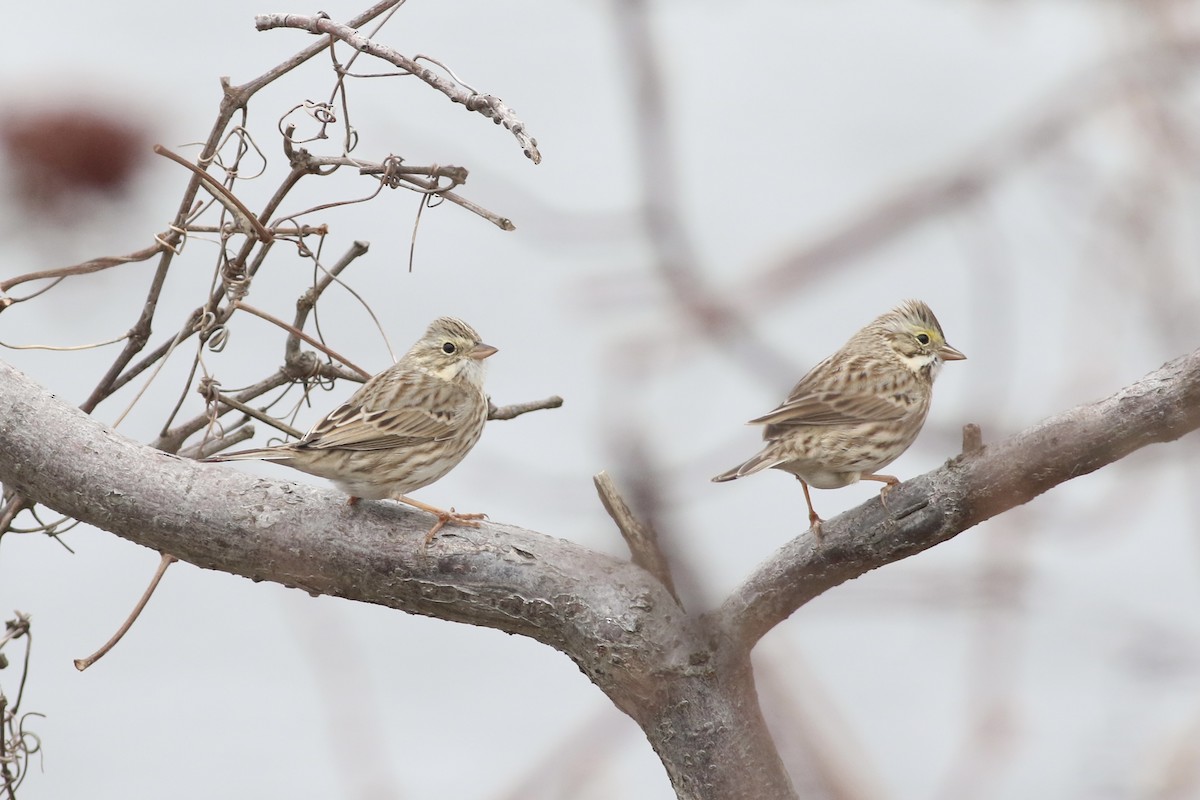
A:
916,333,931,345
442,342,457,354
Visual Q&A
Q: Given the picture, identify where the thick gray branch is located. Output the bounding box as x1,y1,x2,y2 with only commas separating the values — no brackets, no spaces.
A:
4,350,1198,800
715,348,1200,650
0,359,790,799
0,363,669,675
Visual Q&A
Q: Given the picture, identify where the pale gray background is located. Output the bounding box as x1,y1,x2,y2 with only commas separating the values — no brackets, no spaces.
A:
2,2,1199,798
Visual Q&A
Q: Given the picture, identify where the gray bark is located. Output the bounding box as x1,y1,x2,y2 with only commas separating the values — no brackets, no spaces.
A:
2,349,1199,799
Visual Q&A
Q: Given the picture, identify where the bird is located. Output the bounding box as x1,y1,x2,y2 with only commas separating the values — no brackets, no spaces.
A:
206,316,497,544
712,299,965,533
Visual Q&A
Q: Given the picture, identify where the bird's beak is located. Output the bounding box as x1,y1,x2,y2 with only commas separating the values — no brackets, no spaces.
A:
470,342,499,360
939,343,967,361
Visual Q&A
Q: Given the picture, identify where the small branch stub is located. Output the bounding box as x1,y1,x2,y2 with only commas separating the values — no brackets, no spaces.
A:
593,470,680,605
962,422,984,454
488,395,563,421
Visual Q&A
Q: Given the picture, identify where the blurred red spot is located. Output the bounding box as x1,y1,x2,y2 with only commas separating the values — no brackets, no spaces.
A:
0,107,148,212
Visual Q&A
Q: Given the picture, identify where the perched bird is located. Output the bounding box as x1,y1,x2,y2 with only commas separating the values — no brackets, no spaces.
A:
207,316,497,543
712,300,965,532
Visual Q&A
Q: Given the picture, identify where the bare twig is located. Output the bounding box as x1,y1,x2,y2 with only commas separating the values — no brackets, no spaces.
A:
180,424,255,460
153,145,274,242
76,2,405,418
74,553,178,671
0,496,33,542
255,12,542,164
399,173,515,230
235,302,370,379
288,240,371,364
155,369,293,453
184,224,328,237
0,241,167,296
210,393,303,440
0,612,34,799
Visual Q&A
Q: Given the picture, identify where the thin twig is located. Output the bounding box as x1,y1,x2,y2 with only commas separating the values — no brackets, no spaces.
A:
74,553,178,671
185,224,328,237
154,145,273,242
288,241,371,364
255,12,542,164
401,173,516,231
0,695,10,800
0,242,167,295
235,302,370,379
76,2,405,418
180,424,255,460
155,369,293,453
212,393,303,439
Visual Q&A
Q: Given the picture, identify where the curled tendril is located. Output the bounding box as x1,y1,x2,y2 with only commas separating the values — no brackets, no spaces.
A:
220,255,250,302
380,155,405,188
304,367,338,392
412,54,481,94
195,310,230,352
154,224,187,255
196,376,222,406
304,101,337,124
277,102,340,145
207,326,229,352
193,311,228,352
214,127,269,182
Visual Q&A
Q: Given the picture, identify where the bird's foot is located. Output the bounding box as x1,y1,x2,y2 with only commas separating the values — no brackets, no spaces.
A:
392,495,487,545
423,508,487,546
862,474,901,511
809,512,824,540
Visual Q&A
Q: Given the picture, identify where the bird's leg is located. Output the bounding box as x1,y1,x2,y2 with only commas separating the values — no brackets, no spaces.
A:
393,495,487,545
796,479,824,537
860,474,901,510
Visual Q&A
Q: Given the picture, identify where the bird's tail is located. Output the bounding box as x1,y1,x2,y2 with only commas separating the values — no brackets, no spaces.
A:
711,450,779,483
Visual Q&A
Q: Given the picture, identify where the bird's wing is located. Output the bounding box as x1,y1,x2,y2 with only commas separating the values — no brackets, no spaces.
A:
748,357,908,427
299,372,467,452
748,391,907,427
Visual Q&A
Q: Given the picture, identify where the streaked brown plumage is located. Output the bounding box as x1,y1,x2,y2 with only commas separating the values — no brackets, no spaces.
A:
712,300,965,532
207,316,496,542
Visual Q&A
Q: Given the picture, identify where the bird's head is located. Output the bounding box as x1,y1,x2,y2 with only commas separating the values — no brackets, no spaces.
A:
410,316,497,384
878,299,965,381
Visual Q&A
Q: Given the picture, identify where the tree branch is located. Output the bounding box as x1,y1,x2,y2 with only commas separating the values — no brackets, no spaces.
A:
0,357,792,798
255,12,542,164
3,349,1198,798
713,348,1200,651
